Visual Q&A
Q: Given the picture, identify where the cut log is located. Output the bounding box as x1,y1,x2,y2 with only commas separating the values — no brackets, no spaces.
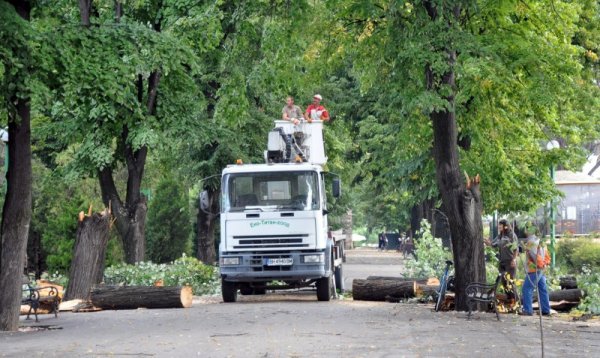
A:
366,276,440,286
90,285,193,309
352,279,416,301
533,288,584,303
559,276,577,290
549,289,583,302
414,284,439,298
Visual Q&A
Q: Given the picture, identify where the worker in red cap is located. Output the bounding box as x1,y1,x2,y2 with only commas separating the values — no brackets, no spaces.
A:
304,94,330,123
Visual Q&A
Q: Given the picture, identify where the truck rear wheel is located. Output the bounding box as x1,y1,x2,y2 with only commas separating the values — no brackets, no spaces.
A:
316,276,333,301
222,279,238,303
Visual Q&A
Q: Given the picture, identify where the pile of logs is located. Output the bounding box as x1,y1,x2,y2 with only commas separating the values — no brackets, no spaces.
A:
352,275,585,313
352,276,439,302
534,276,583,312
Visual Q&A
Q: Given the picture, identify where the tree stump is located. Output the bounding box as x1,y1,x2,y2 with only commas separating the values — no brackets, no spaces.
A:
352,279,416,301
64,206,111,301
90,285,193,309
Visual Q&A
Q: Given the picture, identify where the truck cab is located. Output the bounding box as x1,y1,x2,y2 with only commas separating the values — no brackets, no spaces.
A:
216,120,343,302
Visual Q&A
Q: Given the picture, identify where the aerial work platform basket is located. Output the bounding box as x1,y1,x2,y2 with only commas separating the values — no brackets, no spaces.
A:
266,120,327,165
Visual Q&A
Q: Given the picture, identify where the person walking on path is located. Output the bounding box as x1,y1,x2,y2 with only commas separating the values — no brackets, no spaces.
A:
520,230,551,316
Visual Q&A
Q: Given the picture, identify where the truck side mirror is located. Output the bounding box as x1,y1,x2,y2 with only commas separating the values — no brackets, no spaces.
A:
332,178,341,198
199,190,210,211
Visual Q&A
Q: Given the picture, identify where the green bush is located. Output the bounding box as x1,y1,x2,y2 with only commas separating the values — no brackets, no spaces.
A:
556,238,584,269
404,220,452,278
572,242,600,270
577,266,600,315
104,255,219,295
146,178,192,263
556,238,600,272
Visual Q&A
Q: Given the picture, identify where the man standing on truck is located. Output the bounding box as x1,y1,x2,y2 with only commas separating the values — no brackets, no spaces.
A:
305,94,330,122
282,96,304,125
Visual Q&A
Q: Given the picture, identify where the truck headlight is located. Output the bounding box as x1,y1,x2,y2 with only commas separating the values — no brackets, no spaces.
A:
220,257,240,265
302,254,324,263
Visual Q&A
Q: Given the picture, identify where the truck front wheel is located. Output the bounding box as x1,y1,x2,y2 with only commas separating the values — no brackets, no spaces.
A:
316,276,333,301
222,279,238,302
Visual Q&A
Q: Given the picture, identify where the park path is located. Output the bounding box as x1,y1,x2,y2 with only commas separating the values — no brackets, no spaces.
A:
1,249,599,357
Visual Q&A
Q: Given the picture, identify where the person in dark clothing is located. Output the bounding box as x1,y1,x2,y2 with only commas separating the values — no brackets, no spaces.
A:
487,219,519,301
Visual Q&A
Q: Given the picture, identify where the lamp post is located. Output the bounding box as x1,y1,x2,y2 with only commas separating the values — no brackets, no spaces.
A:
546,139,560,268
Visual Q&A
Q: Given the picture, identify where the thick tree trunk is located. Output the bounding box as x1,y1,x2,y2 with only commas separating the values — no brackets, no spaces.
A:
78,0,91,26
121,199,147,264
410,198,435,238
64,209,111,301
90,285,193,309
26,227,43,279
197,188,217,264
0,0,32,331
0,91,32,331
99,167,147,264
352,279,416,301
424,2,486,312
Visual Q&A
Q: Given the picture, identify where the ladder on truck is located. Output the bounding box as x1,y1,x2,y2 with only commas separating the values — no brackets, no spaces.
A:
266,120,327,165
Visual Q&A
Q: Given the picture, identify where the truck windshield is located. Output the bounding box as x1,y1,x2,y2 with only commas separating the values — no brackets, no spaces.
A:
223,171,320,212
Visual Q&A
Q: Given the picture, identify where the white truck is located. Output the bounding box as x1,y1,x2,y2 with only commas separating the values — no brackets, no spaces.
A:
204,120,344,302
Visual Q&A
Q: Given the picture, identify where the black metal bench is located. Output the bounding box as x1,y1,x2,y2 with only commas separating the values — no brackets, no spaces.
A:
466,274,502,321
21,281,60,322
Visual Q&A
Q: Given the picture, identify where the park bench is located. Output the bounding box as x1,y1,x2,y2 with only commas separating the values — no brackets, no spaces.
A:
21,278,60,322
466,274,502,321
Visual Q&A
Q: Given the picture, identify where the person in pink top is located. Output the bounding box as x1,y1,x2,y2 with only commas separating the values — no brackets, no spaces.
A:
304,94,330,122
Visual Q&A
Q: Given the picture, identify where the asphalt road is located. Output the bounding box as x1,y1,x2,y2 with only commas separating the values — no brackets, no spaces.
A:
2,249,599,358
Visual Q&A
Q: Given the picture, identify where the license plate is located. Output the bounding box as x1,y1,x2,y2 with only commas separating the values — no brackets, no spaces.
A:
265,258,293,266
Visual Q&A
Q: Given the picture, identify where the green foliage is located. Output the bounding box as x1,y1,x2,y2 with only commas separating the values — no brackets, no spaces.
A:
556,238,600,272
571,241,600,271
331,0,600,230
146,178,192,263
485,245,500,284
404,220,452,278
577,266,600,315
104,255,219,295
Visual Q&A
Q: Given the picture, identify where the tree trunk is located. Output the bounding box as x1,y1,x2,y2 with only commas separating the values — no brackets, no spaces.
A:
197,188,217,264
0,0,32,332
99,167,147,264
92,6,162,265
64,209,111,301
410,198,435,238
423,2,486,311
352,279,416,301
79,0,92,26
90,285,193,309
342,209,353,250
